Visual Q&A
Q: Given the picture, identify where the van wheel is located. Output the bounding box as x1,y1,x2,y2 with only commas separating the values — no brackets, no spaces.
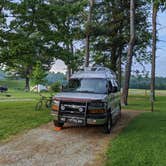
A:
53,120,64,127
103,114,112,134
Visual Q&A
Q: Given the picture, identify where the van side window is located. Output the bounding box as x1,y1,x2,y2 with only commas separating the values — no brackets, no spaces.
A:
111,80,118,93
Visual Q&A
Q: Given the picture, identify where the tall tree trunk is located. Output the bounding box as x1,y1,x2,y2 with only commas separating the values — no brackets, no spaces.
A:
67,65,71,81
85,0,94,67
70,40,74,75
25,76,30,91
66,41,74,81
110,47,117,72
24,67,31,91
122,0,135,105
117,47,123,88
150,3,157,112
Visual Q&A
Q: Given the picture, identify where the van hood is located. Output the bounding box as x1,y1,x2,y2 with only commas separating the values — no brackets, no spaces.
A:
54,92,107,102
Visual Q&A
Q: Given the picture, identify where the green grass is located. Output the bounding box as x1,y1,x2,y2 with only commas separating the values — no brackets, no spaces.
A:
0,101,52,141
123,95,166,112
0,79,25,90
106,112,166,166
106,94,166,166
0,79,55,141
0,90,40,100
129,89,166,96
0,89,53,101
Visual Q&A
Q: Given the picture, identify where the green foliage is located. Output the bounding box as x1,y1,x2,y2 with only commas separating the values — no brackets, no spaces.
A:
48,0,86,72
50,81,61,92
91,0,151,71
0,0,159,83
148,0,166,11
31,61,47,86
0,1,9,64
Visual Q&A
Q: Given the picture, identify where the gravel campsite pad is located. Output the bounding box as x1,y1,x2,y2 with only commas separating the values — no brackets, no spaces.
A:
0,110,141,166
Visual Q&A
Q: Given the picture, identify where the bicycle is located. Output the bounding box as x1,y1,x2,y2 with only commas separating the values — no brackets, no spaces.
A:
35,93,53,111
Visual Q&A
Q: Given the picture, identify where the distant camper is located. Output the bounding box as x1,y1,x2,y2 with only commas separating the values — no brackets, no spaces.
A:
31,84,48,92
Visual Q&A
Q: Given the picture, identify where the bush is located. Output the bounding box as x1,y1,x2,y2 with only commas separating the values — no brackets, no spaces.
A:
50,81,61,92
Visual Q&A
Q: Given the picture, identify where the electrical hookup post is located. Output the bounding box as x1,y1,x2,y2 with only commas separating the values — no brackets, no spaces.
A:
150,92,154,112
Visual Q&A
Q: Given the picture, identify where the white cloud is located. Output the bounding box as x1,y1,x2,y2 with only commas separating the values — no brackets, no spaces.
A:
50,59,67,74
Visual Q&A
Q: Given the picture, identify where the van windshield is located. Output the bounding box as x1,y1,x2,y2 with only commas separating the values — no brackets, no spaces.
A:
63,78,107,94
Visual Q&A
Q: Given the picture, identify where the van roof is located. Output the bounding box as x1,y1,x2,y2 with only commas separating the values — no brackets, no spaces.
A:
71,67,117,79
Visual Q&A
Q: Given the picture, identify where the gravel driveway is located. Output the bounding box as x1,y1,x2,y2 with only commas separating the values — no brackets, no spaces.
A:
0,110,141,166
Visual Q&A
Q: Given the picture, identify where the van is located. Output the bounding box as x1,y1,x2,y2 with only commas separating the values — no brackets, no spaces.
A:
51,66,121,133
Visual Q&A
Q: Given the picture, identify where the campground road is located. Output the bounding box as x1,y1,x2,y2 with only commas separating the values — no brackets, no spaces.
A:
0,110,141,166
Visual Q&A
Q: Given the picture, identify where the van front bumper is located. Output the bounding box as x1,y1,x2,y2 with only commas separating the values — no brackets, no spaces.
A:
51,111,107,125
86,118,107,125
86,113,107,125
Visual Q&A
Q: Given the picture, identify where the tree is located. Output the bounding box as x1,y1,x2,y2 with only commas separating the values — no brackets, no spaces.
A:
150,0,166,111
151,1,158,111
3,0,55,90
122,0,136,105
1,0,152,92
0,1,9,64
85,0,94,67
31,61,47,92
48,0,86,79
91,0,151,88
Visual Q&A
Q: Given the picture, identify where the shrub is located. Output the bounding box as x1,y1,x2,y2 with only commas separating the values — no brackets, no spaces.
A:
50,81,61,92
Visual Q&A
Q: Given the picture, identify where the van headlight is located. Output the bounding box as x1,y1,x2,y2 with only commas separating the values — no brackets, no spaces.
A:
88,109,106,114
51,99,60,111
88,102,106,114
88,102,105,108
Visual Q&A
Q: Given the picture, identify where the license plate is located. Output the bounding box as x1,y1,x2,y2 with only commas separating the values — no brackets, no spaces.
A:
67,118,84,124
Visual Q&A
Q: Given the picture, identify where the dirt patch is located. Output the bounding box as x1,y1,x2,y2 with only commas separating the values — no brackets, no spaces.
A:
0,110,142,166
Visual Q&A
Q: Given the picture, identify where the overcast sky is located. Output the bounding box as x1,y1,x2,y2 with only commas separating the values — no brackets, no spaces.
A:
155,12,166,77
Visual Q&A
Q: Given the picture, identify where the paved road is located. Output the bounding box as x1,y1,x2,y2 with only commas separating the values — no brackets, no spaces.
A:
0,110,141,166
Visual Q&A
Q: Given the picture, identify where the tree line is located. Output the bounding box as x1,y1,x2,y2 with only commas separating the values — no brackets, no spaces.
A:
0,0,165,106
129,76,166,90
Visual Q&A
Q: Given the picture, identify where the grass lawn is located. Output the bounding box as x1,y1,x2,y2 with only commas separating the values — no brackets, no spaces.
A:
106,94,166,166
0,101,52,141
0,79,55,142
123,95,166,112
0,79,25,90
0,90,40,100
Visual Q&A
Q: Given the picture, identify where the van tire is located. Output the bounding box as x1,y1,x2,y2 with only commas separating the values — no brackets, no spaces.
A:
53,120,64,127
103,113,112,134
